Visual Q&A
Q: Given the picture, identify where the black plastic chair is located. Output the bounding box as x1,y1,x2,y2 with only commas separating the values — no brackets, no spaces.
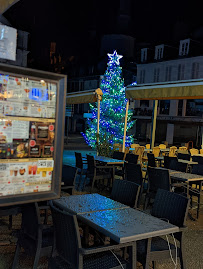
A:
144,167,171,210
110,179,140,208
164,156,178,169
125,153,138,164
190,164,203,218
0,206,21,230
12,203,53,269
137,189,190,269
169,159,188,172
61,165,78,195
112,151,125,160
178,153,190,161
192,155,203,164
125,163,143,185
147,153,156,167
115,153,139,179
124,163,144,207
75,152,87,188
85,155,114,192
48,201,135,269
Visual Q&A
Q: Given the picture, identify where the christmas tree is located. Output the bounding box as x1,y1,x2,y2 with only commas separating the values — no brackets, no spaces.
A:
82,51,134,149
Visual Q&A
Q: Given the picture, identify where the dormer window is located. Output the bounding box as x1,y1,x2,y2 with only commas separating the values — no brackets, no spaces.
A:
141,48,148,62
179,39,190,56
155,45,164,60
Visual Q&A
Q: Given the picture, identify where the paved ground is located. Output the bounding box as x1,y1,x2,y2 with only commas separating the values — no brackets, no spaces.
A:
0,134,203,269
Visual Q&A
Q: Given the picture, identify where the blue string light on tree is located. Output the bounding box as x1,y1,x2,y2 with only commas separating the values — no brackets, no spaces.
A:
82,50,135,149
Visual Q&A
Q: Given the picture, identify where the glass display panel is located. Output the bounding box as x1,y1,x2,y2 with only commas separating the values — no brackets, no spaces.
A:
0,73,56,197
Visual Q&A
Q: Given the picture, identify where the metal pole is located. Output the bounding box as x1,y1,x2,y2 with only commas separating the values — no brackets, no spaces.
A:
201,126,203,149
122,100,129,153
66,116,69,145
150,100,158,149
97,95,101,143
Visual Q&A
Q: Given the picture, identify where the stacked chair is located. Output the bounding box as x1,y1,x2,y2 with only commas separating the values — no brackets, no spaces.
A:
152,147,160,158
189,148,199,156
169,146,177,157
178,146,188,154
133,146,145,164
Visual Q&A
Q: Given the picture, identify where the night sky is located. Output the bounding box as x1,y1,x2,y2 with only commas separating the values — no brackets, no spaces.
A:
3,0,203,73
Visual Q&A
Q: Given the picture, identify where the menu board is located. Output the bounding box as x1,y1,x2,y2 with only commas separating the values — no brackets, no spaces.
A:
0,75,56,119
0,73,56,197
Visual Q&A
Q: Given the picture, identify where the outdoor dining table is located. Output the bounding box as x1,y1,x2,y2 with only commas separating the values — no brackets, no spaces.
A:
53,194,179,269
94,155,125,165
192,154,203,157
52,193,129,214
169,169,203,195
155,156,164,166
178,159,198,165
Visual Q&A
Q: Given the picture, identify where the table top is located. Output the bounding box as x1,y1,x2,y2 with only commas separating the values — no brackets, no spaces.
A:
94,155,125,165
192,154,203,157
178,159,198,165
169,170,203,182
144,149,152,152
160,148,170,152
53,194,129,215
155,156,164,160
78,207,179,243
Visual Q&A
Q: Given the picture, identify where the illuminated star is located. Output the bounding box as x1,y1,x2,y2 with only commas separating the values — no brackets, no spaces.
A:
107,50,123,65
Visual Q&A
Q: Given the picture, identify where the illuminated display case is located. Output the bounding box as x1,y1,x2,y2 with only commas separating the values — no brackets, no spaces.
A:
0,64,66,206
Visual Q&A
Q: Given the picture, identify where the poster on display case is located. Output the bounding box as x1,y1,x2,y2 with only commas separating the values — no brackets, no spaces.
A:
0,64,66,206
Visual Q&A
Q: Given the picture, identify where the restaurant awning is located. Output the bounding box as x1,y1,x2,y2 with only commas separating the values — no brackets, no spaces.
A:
126,80,203,100
67,89,102,104
125,80,203,149
67,88,103,143
0,0,19,14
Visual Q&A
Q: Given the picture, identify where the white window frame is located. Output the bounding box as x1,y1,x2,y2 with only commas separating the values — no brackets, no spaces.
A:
178,64,185,80
165,66,172,81
141,48,148,62
179,39,190,56
192,62,199,79
155,45,164,60
154,68,160,82
140,69,145,84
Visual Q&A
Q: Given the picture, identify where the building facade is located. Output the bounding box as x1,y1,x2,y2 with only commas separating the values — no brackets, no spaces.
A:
133,39,203,146
66,75,102,134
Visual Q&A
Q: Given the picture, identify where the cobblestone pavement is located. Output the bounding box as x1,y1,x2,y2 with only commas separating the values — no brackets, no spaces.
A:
1,135,203,269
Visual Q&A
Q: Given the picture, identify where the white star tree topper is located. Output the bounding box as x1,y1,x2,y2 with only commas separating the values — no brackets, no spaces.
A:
107,50,123,65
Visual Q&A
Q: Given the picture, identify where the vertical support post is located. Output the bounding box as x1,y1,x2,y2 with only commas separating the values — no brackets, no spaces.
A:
122,100,129,153
66,116,69,145
97,96,101,143
201,126,203,149
150,100,158,149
